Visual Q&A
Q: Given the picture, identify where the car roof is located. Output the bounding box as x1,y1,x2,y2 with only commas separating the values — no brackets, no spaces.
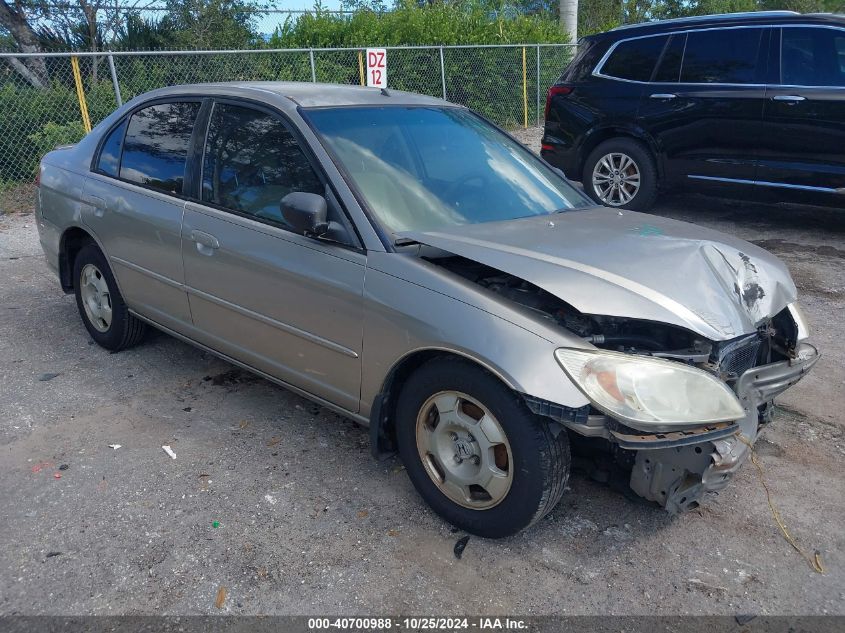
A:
589,11,845,40
139,81,451,108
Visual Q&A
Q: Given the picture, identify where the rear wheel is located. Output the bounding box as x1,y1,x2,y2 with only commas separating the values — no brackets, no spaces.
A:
395,358,570,538
583,138,658,211
73,242,146,351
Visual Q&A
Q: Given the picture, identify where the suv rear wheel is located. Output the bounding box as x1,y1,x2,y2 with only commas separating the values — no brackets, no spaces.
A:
395,358,570,538
583,138,658,211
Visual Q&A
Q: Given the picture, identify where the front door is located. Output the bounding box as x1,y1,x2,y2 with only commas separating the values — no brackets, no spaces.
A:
758,26,845,192
637,27,769,185
181,101,365,412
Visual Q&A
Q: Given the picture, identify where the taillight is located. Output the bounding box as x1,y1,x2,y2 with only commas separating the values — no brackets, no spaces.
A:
545,85,573,120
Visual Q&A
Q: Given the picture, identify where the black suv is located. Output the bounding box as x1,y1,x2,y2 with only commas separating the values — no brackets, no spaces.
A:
541,11,845,211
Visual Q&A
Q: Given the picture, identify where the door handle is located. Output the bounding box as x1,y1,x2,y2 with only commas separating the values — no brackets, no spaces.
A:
650,93,677,100
772,95,806,103
190,230,219,255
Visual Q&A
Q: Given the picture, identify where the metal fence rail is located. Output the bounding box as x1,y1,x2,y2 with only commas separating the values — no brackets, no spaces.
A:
0,44,576,183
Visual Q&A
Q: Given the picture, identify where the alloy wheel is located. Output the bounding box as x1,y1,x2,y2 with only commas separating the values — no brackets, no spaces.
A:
415,390,513,510
79,263,112,333
592,152,641,206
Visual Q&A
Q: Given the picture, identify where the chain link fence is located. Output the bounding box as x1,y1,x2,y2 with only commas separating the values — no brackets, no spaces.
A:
0,44,575,185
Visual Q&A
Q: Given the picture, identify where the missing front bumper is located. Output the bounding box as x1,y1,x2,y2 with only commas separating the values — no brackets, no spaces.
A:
628,343,819,513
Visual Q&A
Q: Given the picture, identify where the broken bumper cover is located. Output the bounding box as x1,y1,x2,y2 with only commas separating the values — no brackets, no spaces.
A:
629,343,819,513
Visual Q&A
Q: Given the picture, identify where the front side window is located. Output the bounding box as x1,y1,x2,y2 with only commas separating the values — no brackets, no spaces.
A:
680,28,764,84
120,102,200,194
781,27,845,87
600,35,668,82
96,118,127,177
202,103,323,226
306,106,590,234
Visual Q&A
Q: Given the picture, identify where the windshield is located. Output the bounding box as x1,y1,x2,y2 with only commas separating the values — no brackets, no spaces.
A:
305,106,590,234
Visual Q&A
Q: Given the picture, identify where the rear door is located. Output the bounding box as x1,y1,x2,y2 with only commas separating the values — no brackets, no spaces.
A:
636,26,769,185
84,100,201,331
758,26,845,192
181,100,365,412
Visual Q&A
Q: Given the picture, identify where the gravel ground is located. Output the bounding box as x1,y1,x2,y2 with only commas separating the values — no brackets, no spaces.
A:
1,133,844,616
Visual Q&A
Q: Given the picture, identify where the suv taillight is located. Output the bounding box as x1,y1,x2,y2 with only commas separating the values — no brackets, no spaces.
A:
545,85,573,120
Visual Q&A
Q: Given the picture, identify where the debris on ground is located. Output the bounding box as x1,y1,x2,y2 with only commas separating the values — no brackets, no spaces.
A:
267,437,280,447
162,445,177,460
214,586,227,609
58,464,69,471
264,494,277,505
53,473,61,479
45,551,62,558
735,615,757,626
108,444,121,450
686,578,728,596
212,521,220,528
37,373,60,382
453,535,470,560
387,529,399,537
356,510,368,519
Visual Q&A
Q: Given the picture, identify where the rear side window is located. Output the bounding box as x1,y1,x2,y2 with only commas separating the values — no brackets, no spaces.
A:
653,34,685,83
119,102,200,195
201,103,323,226
600,35,668,81
96,118,126,177
680,28,763,84
781,27,845,87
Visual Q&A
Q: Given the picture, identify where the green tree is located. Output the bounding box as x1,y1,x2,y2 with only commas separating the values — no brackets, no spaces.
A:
162,0,261,49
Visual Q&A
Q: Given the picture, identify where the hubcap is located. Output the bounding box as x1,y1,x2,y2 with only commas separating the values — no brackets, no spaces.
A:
415,391,513,510
79,263,112,332
592,152,641,206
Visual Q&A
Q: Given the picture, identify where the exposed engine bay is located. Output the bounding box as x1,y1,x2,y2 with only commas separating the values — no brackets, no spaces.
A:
432,255,801,376
428,254,816,513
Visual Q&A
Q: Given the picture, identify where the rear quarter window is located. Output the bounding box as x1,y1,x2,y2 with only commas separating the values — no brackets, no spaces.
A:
95,119,127,177
600,35,668,82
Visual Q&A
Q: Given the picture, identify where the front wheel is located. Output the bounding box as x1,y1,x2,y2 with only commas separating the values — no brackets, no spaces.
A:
395,358,570,538
583,138,658,211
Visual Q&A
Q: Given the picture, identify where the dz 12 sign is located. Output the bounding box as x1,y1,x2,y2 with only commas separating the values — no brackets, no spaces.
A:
366,48,387,89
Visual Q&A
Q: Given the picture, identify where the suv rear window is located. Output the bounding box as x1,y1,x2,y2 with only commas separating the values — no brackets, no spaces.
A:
781,27,845,87
680,28,763,84
119,102,200,195
600,35,668,82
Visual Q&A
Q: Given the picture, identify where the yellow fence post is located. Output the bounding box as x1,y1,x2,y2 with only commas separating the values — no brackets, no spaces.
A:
358,51,365,86
522,46,528,129
70,56,92,133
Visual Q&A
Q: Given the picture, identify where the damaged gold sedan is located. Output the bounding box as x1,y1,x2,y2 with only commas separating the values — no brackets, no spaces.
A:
35,82,818,537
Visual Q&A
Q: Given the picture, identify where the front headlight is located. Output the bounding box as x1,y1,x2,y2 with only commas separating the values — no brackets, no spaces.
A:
787,302,810,341
554,348,745,428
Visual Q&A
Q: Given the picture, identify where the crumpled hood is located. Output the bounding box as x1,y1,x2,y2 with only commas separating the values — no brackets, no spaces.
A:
399,207,797,341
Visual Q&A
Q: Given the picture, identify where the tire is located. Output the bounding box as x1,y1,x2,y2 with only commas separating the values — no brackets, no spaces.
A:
395,357,570,538
73,242,146,351
583,137,658,211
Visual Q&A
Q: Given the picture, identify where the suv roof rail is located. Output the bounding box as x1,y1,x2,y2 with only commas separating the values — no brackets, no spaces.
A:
611,10,800,31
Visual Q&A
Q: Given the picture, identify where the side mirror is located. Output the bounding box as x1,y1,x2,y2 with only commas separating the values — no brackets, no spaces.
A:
280,192,328,236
